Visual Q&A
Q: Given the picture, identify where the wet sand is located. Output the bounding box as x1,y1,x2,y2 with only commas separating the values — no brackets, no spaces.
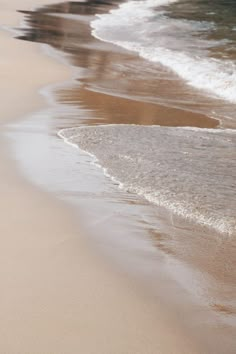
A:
0,1,205,353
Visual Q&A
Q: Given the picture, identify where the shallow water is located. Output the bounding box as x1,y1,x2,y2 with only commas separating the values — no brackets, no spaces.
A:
61,124,236,235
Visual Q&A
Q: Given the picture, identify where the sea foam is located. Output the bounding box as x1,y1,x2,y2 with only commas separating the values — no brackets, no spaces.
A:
59,124,236,236
91,0,236,103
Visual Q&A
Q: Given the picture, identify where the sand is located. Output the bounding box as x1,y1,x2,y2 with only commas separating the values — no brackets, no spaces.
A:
0,1,202,353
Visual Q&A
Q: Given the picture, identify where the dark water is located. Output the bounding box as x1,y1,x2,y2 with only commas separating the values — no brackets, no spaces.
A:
164,0,236,59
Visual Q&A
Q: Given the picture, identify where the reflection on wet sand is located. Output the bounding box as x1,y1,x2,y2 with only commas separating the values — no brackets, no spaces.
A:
17,1,220,128
58,86,217,126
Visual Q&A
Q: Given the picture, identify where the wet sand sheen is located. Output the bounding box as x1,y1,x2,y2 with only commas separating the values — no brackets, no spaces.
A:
59,86,218,127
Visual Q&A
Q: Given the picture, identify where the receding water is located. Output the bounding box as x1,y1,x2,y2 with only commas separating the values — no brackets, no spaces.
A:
60,124,236,236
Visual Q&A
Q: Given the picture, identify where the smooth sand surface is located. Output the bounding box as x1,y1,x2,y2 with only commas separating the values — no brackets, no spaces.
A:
0,1,201,353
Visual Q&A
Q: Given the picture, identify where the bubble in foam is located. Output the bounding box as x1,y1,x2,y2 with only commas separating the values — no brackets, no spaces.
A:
59,124,236,236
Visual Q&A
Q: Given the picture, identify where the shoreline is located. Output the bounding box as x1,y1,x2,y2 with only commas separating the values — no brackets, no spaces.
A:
1,1,235,353
0,1,204,353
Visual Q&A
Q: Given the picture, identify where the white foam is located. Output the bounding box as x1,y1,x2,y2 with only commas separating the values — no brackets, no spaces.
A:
91,0,236,104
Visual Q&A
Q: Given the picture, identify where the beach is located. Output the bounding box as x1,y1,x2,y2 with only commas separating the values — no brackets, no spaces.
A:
0,1,200,353
1,0,236,353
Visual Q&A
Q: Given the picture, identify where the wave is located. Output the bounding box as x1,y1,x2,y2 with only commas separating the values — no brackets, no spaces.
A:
91,0,236,104
59,124,236,236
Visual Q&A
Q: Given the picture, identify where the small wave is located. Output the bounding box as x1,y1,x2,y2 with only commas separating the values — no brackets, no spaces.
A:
59,125,236,236
91,0,236,104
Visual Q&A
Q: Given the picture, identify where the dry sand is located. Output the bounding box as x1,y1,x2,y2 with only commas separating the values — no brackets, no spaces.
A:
0,1,201,353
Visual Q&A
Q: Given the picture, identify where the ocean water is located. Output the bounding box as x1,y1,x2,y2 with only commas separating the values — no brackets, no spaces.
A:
91,0,236,104
60,125,236,236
